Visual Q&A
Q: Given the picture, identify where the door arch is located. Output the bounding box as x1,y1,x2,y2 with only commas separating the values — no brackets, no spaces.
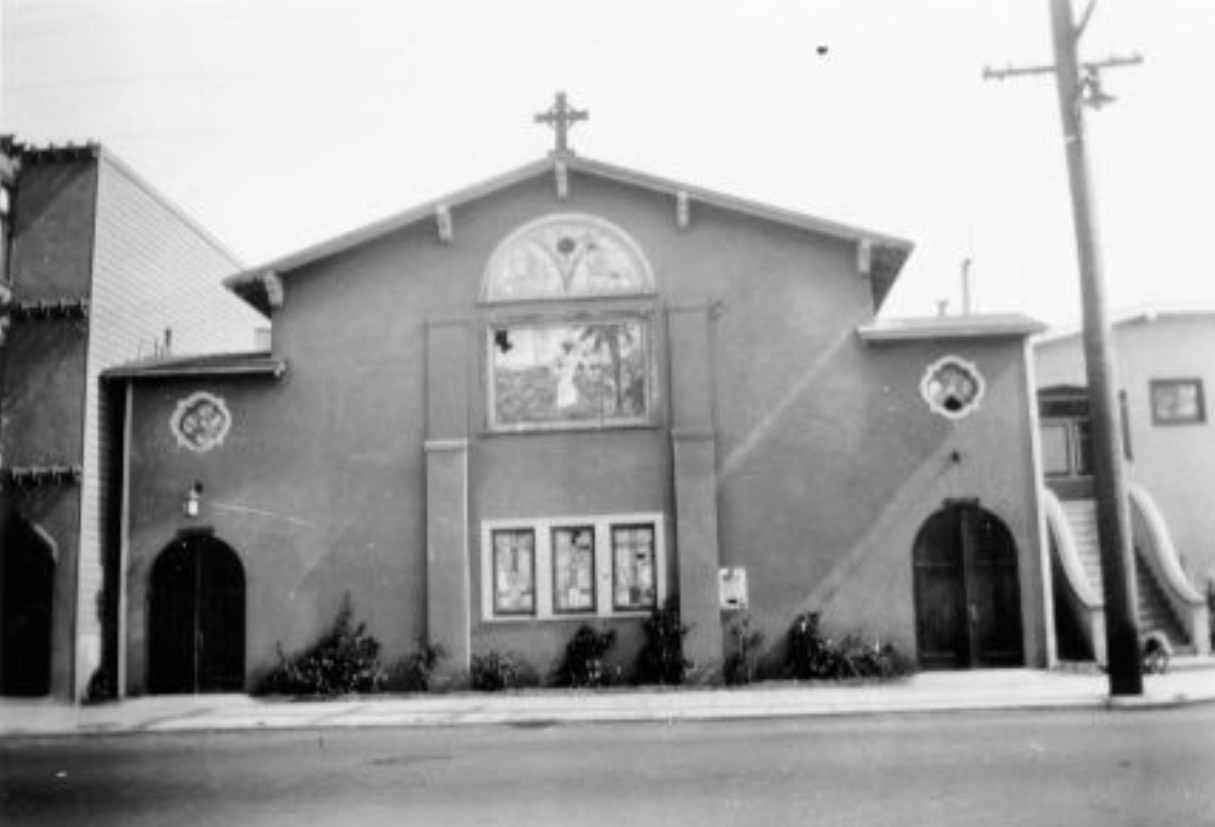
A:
148,533,246,693
912,502,1024,669
1,514,55,696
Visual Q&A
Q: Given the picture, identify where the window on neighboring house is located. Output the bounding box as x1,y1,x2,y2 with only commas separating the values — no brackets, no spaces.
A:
1040,418,1093,478
1041,422,1072,476
491,528,536,616
1150,379,1206,426
482,514,665,621
482,214,656,432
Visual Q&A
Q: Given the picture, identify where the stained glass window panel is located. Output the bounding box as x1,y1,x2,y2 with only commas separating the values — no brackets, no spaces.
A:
491,321,648,427
484,215,654,301
612,524,656,611
492,529,535,615
552,526,596,613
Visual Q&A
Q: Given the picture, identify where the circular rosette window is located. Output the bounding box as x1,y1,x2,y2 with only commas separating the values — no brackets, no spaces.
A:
170,391,232,452
920,356,986,420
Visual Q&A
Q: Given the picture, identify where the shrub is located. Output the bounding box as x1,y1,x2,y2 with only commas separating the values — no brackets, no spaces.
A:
385,642,446,693
556,625,618,688
85,664,117,704
724,613,765,686
785,611,912,681
470,651,539,692
1208,578,1215,652
256,594,386,696
634,597,691,686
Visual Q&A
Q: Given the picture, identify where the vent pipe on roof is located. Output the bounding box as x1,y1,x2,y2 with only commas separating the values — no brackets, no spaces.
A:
961,257,975,315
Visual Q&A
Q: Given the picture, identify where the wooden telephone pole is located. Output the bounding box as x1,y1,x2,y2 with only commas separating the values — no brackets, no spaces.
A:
986,0,1144,695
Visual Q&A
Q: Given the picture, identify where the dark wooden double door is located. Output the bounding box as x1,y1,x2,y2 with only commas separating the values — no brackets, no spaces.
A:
913,503,1024,669
149,535,246,693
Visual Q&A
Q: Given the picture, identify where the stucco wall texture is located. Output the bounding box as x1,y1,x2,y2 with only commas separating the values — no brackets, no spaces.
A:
1036,315,1215,589
123,168,1047,692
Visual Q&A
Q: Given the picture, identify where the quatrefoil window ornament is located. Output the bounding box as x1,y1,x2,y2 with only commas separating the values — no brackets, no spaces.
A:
921,356,985,420
170,391,232,452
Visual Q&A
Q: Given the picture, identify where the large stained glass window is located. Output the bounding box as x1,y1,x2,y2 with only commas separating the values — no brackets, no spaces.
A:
612,524,657,611
492,529,536,616
483,214,654,302
552,526,596,614
490,320,648,428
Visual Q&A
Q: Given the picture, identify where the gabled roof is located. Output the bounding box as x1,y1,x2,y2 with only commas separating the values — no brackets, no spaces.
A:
104,351,286,380
1036,303,1215,344
226,154,914,316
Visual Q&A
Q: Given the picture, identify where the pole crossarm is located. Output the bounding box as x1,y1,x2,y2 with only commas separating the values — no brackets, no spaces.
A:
983,52,1142,83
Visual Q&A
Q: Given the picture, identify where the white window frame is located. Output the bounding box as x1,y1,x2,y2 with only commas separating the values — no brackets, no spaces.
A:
480,512,666,622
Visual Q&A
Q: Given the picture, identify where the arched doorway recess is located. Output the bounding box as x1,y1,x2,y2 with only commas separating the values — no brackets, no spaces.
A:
1,515,55,696
912,502,1024,669
148,533,245,693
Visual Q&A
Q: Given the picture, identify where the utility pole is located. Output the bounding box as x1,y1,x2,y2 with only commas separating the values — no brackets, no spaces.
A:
985,0,1144,695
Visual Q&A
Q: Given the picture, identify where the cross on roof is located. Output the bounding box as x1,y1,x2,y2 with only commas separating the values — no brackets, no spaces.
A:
534,92,588,156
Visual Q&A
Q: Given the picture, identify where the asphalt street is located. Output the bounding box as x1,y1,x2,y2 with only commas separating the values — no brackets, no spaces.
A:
2,704,1213,827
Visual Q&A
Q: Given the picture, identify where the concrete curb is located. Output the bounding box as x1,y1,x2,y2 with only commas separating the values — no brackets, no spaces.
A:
3,667,1213,739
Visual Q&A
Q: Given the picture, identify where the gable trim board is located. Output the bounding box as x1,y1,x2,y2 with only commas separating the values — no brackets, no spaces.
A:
226,155,914,317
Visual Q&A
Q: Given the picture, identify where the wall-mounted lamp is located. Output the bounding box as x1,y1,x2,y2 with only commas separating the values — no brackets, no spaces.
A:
183,481,204,518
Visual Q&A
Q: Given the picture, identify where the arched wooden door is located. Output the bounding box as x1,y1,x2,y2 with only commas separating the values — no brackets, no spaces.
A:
913,503,1024,669
149,534,245,693
1,515,55,696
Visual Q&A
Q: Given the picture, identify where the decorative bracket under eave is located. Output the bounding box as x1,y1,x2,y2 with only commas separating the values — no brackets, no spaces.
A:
261,271,284,310
676,190,690,230
435,205,453,244
9,296,90,320
554,159,570,201
857,239,873,277
3,464,84,490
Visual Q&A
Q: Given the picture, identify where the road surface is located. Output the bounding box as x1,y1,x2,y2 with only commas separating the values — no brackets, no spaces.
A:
2,704,1213,826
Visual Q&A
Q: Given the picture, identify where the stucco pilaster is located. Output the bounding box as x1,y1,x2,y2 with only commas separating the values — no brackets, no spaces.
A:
668,304,723,676
425,319,472,678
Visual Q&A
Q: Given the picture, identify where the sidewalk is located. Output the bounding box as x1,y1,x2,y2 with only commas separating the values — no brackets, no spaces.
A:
3,660,1214,739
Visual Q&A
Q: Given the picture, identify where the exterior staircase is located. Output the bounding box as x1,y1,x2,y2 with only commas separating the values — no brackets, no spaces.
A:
1048,493,1209,661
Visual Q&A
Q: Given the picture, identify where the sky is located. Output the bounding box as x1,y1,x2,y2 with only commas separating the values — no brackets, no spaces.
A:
3,0,1214,325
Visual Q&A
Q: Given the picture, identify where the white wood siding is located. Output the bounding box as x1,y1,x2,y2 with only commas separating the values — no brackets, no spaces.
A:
74,153,262,697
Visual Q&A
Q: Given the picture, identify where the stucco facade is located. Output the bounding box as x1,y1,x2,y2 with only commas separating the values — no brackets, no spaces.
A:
115,156,1051,694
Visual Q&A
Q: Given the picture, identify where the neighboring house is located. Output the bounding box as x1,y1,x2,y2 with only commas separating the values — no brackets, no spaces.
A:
0,138,262,700
1035,308,1213,662
103,130,1053,697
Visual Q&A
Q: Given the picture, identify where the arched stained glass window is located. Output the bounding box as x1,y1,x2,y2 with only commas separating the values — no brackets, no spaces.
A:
483,213,654,301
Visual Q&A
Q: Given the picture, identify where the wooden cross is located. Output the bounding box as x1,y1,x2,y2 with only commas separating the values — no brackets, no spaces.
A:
534,92,588,155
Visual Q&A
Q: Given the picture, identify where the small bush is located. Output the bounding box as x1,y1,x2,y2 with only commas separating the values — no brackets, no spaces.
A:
256,594,386,696
1207,578,1215,652
85,664,117,705
470,651,539,692
785,612,912,681
385,642,446,693
556,626,618,688
634,597,691,686
724,613,765,686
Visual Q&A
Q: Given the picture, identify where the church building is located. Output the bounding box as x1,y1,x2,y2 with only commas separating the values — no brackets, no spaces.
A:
6,99,1054,698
